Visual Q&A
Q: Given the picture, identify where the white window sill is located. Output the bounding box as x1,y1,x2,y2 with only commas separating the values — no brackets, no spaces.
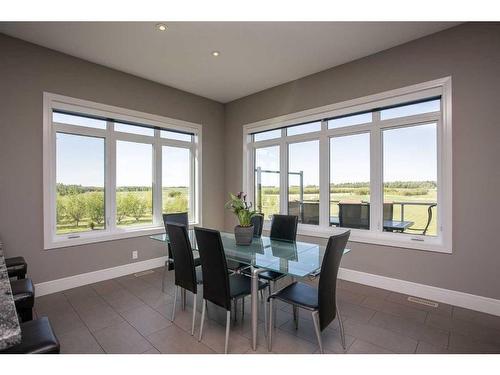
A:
263,223,451,254
44,222,198,250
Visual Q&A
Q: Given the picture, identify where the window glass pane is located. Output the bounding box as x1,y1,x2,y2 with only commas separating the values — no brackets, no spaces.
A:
53,112,107,130
286,122,321,136
255,146,280,220
162,146,192,221
328,112,372,129
56,133,105,234
288,141,319,225
114,122,154,136
253,129,281,142
116,141,153,227
330,133,370,229
160,130,192,142
383,123,437,236
381,99,440,120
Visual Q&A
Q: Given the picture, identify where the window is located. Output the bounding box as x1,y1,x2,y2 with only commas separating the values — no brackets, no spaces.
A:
254,145,280,220
44,93,201,249
115,122,155,136
330,133,370,230
56,133,105,234
328,112,372,129
162,146,193,220
160,130,192,142
383,123,438,236
253,129,281,142
288,140,320,225
287,121,321,136
245,78,452,253
116,141,153,227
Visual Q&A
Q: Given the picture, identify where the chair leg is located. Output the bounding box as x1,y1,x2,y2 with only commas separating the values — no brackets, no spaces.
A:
241,298,245,321
171,286,178,322
268,298,274,352
182,288,187,311
263,291,267,337
233,298,238,322
293,305,299,330
337,304,346,351
161,265,167,293
225,310,231,354
312,311,323,354
272,281,277,328
198,299,207,342
191,293,197,336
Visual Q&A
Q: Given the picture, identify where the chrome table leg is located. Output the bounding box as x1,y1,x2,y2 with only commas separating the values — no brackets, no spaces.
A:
251,266,264,350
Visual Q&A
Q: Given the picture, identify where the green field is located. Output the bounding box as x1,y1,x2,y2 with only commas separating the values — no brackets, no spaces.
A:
56,186,189,234
259,182,437,236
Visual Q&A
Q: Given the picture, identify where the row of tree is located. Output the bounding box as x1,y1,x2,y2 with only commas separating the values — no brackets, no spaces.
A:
57,192,152,228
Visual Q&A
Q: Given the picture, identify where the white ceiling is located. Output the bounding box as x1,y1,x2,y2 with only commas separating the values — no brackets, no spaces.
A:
0,22,459,103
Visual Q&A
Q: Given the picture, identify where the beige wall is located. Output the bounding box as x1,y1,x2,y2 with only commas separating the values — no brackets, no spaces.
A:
224,23,500,299
0,34,225,283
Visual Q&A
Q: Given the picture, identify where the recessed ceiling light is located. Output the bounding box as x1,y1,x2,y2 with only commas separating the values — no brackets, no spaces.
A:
156,23,167,32
212,51,220,57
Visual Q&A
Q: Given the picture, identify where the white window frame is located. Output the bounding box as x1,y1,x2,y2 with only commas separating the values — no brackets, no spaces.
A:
43,92,202,249
243,77,452,253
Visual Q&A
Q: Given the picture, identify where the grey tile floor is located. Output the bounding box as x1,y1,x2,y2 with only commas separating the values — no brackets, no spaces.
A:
33,267,500,354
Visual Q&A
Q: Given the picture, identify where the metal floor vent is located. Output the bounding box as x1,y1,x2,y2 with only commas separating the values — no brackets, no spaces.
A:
134,270,155,277
407,296,439,308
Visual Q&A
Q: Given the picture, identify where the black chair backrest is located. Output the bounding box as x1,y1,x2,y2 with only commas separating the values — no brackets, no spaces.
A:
194,227,231,310
166,222,197,293
318,230,350,331
251,214,264,237
162,212,188,230
383,203,394,221
338,203,369,229
269,214,298,242
162,212,189,271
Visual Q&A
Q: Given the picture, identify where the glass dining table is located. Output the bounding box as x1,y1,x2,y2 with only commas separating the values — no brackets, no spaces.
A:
150,230,350,350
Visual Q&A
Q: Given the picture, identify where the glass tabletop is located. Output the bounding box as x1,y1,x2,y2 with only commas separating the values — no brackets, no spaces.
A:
150,230,350,278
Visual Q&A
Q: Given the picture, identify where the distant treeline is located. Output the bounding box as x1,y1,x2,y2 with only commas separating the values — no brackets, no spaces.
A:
57,183,187,196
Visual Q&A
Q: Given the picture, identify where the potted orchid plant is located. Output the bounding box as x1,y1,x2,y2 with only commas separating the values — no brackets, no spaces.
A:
225,192,257,245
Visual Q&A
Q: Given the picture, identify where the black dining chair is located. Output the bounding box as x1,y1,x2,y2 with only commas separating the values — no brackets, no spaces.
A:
251,214,264,237
244,214,299,327
162,212,194,292
194,227,267,354
167,222,203,336
269,214,298,242
267,230,350,353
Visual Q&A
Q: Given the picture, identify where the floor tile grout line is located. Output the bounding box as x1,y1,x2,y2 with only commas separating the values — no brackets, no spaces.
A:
63,289,108,354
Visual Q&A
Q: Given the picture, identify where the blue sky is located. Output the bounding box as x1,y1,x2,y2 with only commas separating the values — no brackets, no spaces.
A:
255,123,437,187
57,123,437,189
56,134,191,187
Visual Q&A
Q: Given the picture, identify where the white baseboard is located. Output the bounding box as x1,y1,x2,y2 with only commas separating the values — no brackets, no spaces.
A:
34,256,167,297
338,267,500,317
34,258,500,317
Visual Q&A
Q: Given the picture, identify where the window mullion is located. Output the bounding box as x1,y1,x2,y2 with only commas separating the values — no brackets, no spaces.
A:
152,129,162,226
280,129,288,215
319,121,329,229
370,112,383,232
106,121,117,233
